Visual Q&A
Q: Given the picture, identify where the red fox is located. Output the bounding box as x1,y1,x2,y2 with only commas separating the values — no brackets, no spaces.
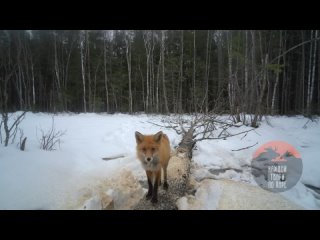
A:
135,131,171,203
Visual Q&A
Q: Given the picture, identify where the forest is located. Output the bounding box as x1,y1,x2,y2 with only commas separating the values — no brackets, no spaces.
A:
0,30,319,125
1,30,320,210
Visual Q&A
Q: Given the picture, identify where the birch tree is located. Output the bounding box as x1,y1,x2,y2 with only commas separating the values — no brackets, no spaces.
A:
143,31,152,112
79,30,87,112
161,30,169,113
271,30,282,114
307,30,318,114
193,30,196,113
227,31,234,115
103,31,110,112
125,30,133,113
178,30,184,113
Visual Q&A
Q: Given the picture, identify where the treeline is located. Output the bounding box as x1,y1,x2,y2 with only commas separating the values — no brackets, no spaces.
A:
0,30,319,118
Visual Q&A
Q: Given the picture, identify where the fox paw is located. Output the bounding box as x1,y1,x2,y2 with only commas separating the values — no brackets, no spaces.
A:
146,192,152,200
151,197,158,204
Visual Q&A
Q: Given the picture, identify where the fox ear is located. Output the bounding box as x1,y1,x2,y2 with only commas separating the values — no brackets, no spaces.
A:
153,131,163,143
135,131,144,144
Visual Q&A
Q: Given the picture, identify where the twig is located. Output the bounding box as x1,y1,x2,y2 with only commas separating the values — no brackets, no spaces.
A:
8,112,26,133
196,128,255,142
302,119,310,129
213,119,242,128
231,142,258,151
0,119,3,144
102,155,125,161
147,121,184,135
253,129,261,136
241,130,250,140
38,116,66,151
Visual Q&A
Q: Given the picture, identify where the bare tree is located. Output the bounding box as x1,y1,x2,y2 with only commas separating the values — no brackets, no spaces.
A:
86,31,92,112
53,31,63,110
307,30,318,114
244,30,249,115
271,30,283,115
38,116,66,151
216,31,224,96
227,31,234,115
193,30,196,113
125,30,133,113
161,30,169,114
1,111,26,147
178,30,184,113
80,30,87,112
149,111,255,158
204,30,210,114
143,31,152,112
103,31,109,112
93,57,101,112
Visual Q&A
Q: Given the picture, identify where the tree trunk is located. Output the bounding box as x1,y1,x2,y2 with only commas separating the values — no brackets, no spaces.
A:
80,30,87,112
193,30,196,113
125,31,133,114
30,56,36,108
249,30,257,115
307,30,313,113
227,31,234,115
104,31,109,112
271,30,282,115
307,30,318,114
161,30,169,114
179,30,184,113
93,61,100,112
318,34,320,114
138,61,146,111
301,31,305,113
143,31,151,112
244,30,249,114
156,52,160,113
204,30,210,114
54,31,63,111
86,31,92,112
217,31,224,96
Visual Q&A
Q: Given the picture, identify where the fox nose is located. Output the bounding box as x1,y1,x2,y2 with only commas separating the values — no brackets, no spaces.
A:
146,157,151,162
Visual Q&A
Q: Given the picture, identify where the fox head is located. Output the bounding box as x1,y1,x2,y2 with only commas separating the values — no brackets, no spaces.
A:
135,131,163,169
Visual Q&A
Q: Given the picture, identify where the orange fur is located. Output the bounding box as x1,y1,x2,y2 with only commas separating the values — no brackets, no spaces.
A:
135,131,170,203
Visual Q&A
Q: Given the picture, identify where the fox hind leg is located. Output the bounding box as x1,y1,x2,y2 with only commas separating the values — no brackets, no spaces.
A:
163,165,169,190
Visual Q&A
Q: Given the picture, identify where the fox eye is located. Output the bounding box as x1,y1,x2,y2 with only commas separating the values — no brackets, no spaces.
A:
142,147,146,152
151,147,155,152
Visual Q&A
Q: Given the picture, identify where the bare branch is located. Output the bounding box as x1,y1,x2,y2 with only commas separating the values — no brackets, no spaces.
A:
1,111,26,146
38,116,66,151
231,142,259,151
8,112,26,133
196,128,255,142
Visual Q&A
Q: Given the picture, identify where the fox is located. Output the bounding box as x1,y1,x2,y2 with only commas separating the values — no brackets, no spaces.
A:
135,131,171,204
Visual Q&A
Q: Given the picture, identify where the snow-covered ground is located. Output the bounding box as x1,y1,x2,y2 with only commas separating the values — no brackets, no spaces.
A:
0,112,319,209
192,115,320,209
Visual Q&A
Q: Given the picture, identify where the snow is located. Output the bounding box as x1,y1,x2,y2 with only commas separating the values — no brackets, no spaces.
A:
0,112,319,209
0,112,179,209
177,179,223,210
192,115,320,209
177,179,303,210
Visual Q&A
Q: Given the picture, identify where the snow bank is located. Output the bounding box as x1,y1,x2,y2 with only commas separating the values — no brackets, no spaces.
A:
192,115,320,209
177,179,303,210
